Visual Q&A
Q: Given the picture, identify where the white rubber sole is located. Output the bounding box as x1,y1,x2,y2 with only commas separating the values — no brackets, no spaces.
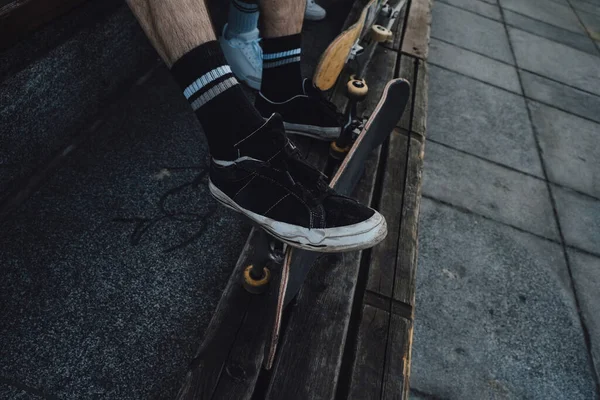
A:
209,180,387,252
284,122,341,141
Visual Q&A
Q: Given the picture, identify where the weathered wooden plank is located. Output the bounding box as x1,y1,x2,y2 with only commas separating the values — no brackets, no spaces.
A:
365,128,409,298
265,145,381,400
176,229,269,400
210,236,280,399
388,0,409,52
401,0,432,59
347,304,391,400
348,128,410,400
393,134,424,307
381,314,412,399
348,307,412,400
0,0,87,49
398,54,415,133
397,55,427,137
411,59,428,137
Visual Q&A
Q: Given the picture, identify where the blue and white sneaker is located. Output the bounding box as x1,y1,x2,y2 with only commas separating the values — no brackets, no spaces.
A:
219,24,263,90
305,0,326,21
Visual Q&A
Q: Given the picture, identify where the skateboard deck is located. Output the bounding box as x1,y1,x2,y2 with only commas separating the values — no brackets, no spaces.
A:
313,0,379,91
263,78,411,369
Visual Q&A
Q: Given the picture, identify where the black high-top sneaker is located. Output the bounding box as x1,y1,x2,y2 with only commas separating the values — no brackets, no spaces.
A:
209,114,387,252
255,79,343,141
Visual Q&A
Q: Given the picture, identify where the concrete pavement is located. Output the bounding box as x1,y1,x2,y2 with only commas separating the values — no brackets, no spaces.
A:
411,0,600,398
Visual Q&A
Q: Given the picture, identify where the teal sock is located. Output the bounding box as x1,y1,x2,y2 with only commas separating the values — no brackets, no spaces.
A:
226,0,259,37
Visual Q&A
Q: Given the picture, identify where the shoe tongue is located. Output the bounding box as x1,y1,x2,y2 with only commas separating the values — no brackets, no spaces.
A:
235,114,287,161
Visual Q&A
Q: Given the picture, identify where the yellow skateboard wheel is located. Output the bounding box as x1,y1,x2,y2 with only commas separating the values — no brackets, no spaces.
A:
243,265,271,294
347,78,369,99
371,25,393,43
330,141,351,159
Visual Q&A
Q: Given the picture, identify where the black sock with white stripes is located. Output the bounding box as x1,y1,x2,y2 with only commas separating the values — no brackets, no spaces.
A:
260,34,303,102
171,41,266,160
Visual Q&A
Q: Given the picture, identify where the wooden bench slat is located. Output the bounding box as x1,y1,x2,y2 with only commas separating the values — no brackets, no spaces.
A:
366,129,409,298
398,54,416,133
401,0,432,59
393,134,424,306
382,313,412,399
389,0,410,52
411,59,428,137
398,54,427,136
347,304,391,399
176,228,288,400
266,146,382,400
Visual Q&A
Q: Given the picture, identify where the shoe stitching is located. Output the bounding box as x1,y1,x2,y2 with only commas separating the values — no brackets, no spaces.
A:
233,172,258,198
217,160,316,229
234,116,272,147
264,193,291,216
240,169,314,229
266,148,282,163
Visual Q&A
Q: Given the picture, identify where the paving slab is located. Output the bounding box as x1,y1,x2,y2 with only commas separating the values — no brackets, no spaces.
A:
509,28,600,96
568,249,600,377
429,38,521,93
423,141,557,239
552,186,600,255
427,65,542,176
528,101,600,199
0,67,251,399
571,0,600,16
572,0,600,15
503,9,599,56
499,0,585,33
438,0,502,20
575,7,600,41
520,70,600,124
412,198,597,399
431,2,514,64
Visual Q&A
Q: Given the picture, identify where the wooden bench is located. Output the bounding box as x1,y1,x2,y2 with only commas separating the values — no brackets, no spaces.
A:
173,0,432,398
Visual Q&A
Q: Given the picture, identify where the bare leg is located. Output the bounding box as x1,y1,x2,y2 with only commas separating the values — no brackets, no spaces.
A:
259,0,306,38
125,0,265,160
126,0,216,67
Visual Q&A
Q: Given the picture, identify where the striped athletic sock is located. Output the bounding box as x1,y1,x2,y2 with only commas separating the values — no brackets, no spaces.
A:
226,0,259,37
260,34,304,102
171,41,265,160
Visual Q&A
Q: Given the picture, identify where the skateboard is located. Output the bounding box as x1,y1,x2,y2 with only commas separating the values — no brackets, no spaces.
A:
313,0,407,91
243,78,411,369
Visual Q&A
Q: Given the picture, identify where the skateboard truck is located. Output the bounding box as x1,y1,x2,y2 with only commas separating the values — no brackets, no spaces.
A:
330,78,369,160
349,43,364,60
330,24,392,160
